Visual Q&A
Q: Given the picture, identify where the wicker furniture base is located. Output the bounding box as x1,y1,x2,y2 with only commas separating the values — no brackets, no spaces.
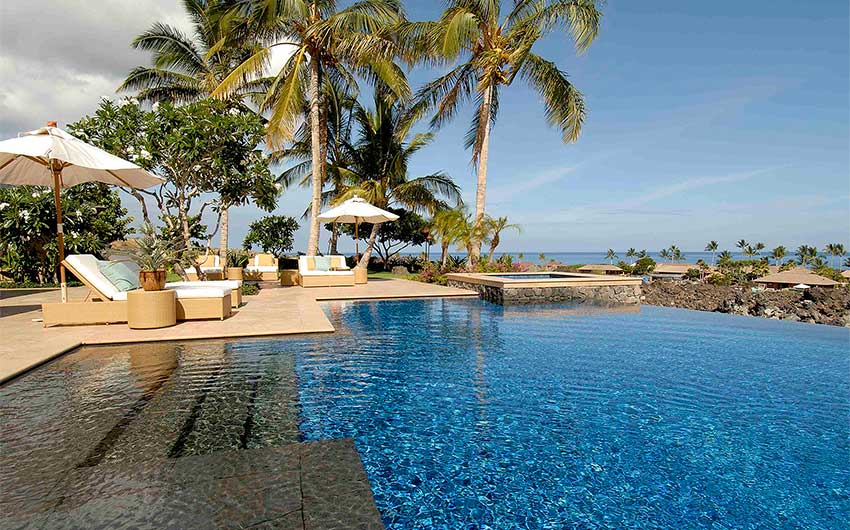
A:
299,274,356,288
354,267,368,284
127,289,176,329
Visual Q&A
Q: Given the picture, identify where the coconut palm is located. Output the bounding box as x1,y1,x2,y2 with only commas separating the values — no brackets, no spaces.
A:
704,240,718,265
334,90,462,268
825,243,846,268
844,256,850,268
213,0,410,255
796,245,817,266
736,239,748,255
486,216,521,261
120,0,267,269
770,245,787,266
605,248,617,265
659,248,671,262
718,250,733,265
637,249,648,259
416,0,601,263
625,247,637,260
432,208,466,267
669,245,683,263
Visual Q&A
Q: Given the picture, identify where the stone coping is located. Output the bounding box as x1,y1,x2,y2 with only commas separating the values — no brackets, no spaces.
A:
445,271,642,289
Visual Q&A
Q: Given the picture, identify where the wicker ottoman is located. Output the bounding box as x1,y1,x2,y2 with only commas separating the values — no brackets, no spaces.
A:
127,289,177,329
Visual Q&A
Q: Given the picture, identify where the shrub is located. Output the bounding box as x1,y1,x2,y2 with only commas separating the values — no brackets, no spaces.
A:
241,283,261,296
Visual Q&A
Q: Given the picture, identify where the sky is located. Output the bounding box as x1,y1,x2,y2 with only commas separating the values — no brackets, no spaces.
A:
1,0,848,254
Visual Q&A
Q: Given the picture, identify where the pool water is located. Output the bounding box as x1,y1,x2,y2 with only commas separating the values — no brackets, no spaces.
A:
489,273,571,279
1,300,848,529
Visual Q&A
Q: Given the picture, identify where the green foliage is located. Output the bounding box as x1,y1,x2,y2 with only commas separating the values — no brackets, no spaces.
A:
241,282,261,296
337,208,429,268
119,222,182,271
0,184,131,283
619,256,656,276
243,215,299,257
227,248,251,268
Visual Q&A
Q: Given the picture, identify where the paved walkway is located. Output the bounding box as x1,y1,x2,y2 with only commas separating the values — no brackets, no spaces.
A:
0,279,476,384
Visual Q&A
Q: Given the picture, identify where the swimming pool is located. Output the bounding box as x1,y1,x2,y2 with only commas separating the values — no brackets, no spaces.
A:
1,299,847,529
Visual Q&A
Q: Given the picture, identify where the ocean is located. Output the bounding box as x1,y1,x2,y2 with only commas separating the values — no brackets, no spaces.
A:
405,251,761,265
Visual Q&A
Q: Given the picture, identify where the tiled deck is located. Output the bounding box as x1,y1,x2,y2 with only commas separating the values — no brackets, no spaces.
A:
4,439,383,530
0,279,476,384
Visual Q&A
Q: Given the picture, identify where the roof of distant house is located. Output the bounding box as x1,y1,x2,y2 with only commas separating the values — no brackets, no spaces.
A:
577,264,622,272
653,263,708,275
840,270,850,279
754,269,839,287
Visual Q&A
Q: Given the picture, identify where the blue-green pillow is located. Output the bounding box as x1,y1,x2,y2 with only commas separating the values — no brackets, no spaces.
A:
313,256,331,271
97,260,139,292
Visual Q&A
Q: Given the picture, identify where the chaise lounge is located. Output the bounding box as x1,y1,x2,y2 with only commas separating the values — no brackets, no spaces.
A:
41,254,233,327
185,254,224,280
298,256,355,287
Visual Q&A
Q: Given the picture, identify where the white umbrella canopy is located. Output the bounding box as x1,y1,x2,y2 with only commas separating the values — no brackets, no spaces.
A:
0,124,164,301
317,196,399,260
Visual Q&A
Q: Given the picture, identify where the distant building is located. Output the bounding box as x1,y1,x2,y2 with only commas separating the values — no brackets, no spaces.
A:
841,270,850,281
577,264,623,275
650,263,709,280
753,269,839,289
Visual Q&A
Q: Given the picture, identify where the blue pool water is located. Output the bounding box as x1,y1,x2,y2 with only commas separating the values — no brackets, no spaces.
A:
1,300,848,529
489,273,572,279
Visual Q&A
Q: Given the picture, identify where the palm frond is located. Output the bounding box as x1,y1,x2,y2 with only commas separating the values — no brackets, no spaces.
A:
520,52,585,143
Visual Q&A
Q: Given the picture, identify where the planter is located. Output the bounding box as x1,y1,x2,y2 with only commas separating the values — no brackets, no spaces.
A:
227,267,244,280
139,269,167,291
280,270,299,287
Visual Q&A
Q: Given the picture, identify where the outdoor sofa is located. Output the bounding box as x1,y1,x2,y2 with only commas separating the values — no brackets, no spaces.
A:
244,253,279,281
185,254,224,280
41,254,233,327
298,255,355,287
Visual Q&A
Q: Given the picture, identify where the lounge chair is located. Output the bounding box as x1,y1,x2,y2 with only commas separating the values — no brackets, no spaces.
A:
105,255,242,308
244,254,279,281
186,254,224,280
42,254,232,327
298,256,355,287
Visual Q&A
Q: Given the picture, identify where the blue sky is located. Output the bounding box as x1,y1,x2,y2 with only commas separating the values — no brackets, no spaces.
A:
3,0,847,254
239,0,848,254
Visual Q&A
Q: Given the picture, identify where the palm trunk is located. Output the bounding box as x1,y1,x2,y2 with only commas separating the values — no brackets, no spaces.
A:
357,223,380,269
218,205,229,270
329,223,339,255
306,58,323,256
440,241,449,268
470,85,493,266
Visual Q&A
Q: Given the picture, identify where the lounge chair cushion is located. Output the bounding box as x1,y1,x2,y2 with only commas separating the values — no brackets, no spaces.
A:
166,280,242,289
313,256,331,271
300,270,354,276
113,286,231,301
97,260,139,292
66,254,120,300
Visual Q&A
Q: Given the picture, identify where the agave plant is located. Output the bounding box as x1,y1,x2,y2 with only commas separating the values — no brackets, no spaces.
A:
123,223,182,271
227,248,251,268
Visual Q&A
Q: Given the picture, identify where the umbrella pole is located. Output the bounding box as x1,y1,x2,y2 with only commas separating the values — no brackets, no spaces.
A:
51,164,67,303
355,220,359,264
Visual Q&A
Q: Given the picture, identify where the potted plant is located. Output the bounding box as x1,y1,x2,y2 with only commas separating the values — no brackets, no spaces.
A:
123,223,180,291
227,248,250,280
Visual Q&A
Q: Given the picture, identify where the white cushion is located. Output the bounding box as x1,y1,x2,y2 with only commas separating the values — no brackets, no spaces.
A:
244,266,277,273
299,255,349,274
199,267,222,273
166,280,242,289
66,254,119,300
113,286,231,301
299,270,354,276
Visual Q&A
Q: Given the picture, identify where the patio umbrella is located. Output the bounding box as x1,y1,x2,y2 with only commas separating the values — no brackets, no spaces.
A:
317,196,399,260
0,123,164,302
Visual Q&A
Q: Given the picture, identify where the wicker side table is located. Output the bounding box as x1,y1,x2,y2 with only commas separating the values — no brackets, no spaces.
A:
127,289,177,329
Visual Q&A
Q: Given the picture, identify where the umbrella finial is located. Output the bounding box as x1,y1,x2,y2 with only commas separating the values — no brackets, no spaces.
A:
46,120,57,127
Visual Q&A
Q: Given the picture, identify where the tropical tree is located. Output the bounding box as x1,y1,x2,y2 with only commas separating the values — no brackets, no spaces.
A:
120,0,269,268
717,250,733,266
417,0,602,263
486,216,521,261
625,248,637,261
659,248,671,262
431,208,466,267
333,90,462,268
735,239,749,257
605,248,617,265
212,0,410,256
637,249,648,259
825,243,846,268
796,245,818,267
704,240,718,265
844,256,850,268
770,246,787,266
668,245,683,262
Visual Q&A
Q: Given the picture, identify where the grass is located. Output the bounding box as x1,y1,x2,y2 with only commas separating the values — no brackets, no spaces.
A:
368,271,398,279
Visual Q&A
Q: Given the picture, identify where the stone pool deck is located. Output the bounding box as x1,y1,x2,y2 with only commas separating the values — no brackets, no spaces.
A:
0,279,476,384
5,439,383,530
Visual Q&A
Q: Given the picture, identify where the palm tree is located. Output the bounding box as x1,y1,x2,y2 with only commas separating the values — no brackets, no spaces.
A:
334,90,462,268
704,240,718,265
432,208,466,267
669,245,683,263
626,248,637,261
213,0,410,255
605,248,617,265
825,243,846,268
659,248,671,262
637,249,648,259
486,216,521,262
120,0,267,269
417,0,601,263
736,239,749,256
796,245,817,267
770,245,786,266
753,242,765,257
718,250,733,266
844,256,850,268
